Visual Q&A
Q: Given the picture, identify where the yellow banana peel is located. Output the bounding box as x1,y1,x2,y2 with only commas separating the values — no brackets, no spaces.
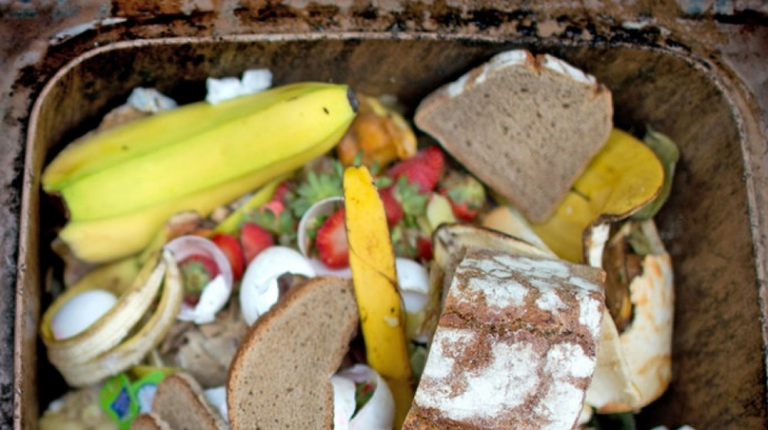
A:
57,250,183,387
531,129,664,262
59,83,357,221
343,165,414,428
41,253,165,368
62,256,141,293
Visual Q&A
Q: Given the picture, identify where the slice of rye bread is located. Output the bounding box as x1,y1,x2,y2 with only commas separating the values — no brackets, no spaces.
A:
130,412,173,430
403,249,606,430
151,373,228,430
415,49,613,223
227,276,359,430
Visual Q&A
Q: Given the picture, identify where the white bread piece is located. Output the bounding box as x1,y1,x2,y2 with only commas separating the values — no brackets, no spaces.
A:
415,49,613,223
151,373,228,430
403,249,605,430
226,276,359,430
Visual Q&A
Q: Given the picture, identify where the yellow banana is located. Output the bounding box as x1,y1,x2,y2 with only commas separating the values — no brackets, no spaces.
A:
42,82,327,192
58,122,351,263
343,165,414,429
59,84,358,221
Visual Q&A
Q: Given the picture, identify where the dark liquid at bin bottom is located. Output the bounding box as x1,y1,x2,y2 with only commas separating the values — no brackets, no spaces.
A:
22,36,766,429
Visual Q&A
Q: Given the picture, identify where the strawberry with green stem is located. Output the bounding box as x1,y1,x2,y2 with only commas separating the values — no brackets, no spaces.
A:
240,222,275,264
179,255,220,306
438,171,486,221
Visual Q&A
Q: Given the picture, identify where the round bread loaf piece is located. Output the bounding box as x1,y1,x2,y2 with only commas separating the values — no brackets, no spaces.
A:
227,276,359,430
415,49,613,223
403,249,606,430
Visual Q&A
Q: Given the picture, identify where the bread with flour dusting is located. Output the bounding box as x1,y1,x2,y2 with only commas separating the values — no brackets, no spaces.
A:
415,49,613,223
403,249,605,430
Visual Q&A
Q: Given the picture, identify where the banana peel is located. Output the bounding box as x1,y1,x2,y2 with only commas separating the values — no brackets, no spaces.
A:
531,128,664,263
42,253,167,366
343,165,414,428
59,251,183,387
41,251,183,387
63,257,140,293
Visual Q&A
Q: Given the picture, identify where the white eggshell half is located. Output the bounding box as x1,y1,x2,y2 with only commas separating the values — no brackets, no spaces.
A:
51,289,118,340
396,258,430,315
164,235,233,324
297,196,345,258
331,364,395,430
239,246,316,325
204,386,228,423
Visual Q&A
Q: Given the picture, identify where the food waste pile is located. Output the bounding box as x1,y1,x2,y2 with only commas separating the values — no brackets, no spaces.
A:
38,50,691,430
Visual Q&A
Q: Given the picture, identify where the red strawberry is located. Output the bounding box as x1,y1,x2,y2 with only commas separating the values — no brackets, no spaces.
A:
438,171,486,221
211,233,246,281
387,146,445,193
379,188,403,226
315,209,349,269
240,222,275,264
260,181,292,217
273,181,292,203
260,200,286,218
416,236,433,261
179,254,220,306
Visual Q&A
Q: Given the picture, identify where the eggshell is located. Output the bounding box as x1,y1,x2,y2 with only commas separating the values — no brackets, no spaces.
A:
164,235,233,324
297,196,345,258
331,364,395,430
51,289,118,340
239,246,316,325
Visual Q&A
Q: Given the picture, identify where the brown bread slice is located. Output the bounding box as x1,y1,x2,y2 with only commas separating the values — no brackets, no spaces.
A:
151,373,228,430
130,412,173,430
227,276,359,430
415,49,613,223
403,249,606,430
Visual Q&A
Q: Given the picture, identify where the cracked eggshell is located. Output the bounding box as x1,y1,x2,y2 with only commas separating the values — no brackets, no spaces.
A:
239,246,316,325
331,364,395,430
164,235,233,325
396,258,429,313
51,289,118,340
297,196,351,276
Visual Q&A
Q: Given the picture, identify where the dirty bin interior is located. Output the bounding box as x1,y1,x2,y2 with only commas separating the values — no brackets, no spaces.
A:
15,35,767,430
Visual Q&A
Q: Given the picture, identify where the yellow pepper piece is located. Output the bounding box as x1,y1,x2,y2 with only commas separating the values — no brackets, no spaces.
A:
343,165,414,428
532,129,664,262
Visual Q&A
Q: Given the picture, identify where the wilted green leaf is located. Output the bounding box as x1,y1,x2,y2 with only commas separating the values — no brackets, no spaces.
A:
632,126,680,220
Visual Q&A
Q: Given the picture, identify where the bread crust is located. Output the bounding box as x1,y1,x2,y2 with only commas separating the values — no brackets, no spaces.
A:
404,250,605,430
227,276,359,430
130,412,173,430
415,49,613,223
